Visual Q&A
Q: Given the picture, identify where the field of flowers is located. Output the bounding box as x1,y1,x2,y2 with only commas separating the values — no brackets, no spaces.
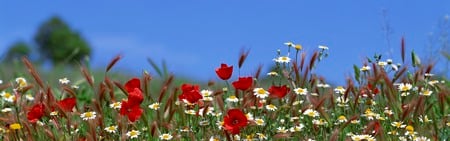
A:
0,40,448,141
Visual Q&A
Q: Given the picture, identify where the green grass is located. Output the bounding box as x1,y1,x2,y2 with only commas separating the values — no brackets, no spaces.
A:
0,44,448,141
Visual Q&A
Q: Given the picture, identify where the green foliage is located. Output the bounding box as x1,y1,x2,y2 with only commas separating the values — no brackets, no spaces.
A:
3,41,31,62
411,50,421,67
34,16,91,65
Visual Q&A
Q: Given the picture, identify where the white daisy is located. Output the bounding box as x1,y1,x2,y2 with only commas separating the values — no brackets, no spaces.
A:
318,45,329,50
226,95,239,103
16,77,27,88
256,133,268,140
317,83,330,88
337,115,347,123
80,111,96,120
1,108,12,113
265,104,277,111
378,61,387,67
25,94,34,101
126,130,140,139
1,91,15,102
418,115,432,123
267,71,279,76
414,136,430,141
198,107,214,116
294,88,308,95
201,90,213,97
284,41,294,47
71,85,79,89
59,77,70,85
276,127,288,133
289,124,305,132
391,121,406,128
109,102,121,109
203,96,213,102
351,134,375,141
312,119,327,125
104,125,118,133
255,118,265,126
185,110,196,115
253,88,269,99
274,56,291,63
351,119,360,124
420,89,432,96
360,66,371,72
149,102,160,110
303,109,319,118
159,133,173,140
398,83,412,92
334,86,345,94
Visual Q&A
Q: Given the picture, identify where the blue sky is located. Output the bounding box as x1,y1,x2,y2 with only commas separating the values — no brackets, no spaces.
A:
1,1,449,85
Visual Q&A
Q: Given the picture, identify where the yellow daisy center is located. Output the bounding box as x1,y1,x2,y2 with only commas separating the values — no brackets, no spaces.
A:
85,112,94,118
255,119,264,125
10,123,21,130
4,93,11,98
107,126,116,131
423,90,431,96
130,131,138,136
161,134,170,139
151,104,160,109
257,89,266,94
401,86,409,91
405,125,414,132
338,116,346,121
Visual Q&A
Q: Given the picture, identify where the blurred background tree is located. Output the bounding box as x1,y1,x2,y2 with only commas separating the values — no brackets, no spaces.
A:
2,41,31,62
34,16,91,66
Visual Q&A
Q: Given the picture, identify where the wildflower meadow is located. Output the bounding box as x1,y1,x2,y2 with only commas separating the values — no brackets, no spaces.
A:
0,39,448,141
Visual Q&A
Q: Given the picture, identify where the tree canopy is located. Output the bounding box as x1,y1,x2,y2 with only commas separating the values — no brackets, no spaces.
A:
3,41,31,62
34,16,91,65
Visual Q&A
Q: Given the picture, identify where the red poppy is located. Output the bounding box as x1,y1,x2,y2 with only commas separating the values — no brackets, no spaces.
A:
373,121,381,135
215,63,233,80
223,109,248,134
120,78,144,122
125,78,141,92
361,84,380,97
128,88,144,106
368,83,380,95
232,76,253,91
57,97,77,112
120,100,143,122
178,84,203,104
27,103,44,123
268,85,290,99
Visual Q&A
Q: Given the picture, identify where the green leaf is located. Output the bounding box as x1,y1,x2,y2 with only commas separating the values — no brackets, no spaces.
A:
366,57,372,63
353,64,360,83
162,60,168,78
147,58,163,77
411,50,421,67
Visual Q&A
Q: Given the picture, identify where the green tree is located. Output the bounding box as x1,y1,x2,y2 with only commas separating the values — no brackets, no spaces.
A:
3,41,31,62
34,16,91,65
